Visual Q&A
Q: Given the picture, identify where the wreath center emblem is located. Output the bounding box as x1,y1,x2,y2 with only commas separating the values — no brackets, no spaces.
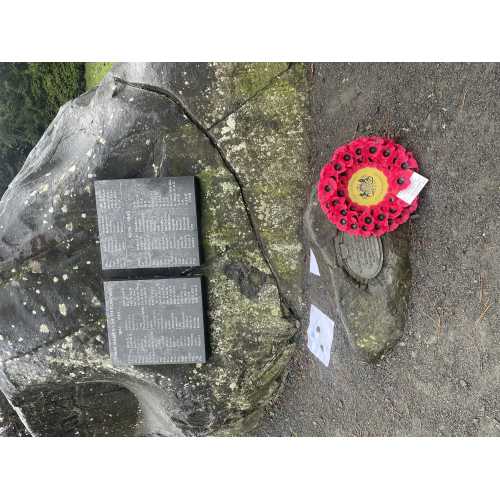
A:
358,176,375,198
348,167,388,206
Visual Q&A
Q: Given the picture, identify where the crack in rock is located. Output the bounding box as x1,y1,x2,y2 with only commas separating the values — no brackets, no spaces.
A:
0,372,36,436
113,76,297,319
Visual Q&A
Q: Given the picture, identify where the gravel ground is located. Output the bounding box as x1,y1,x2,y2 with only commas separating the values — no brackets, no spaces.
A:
255,63,499,436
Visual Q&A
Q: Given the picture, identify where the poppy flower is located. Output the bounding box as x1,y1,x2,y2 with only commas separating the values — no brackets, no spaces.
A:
317,136,421,238
396,208,411,225
346,212,363,237
359,211,376,232
389,169,412,191
318,178,337,204
372,222,388,237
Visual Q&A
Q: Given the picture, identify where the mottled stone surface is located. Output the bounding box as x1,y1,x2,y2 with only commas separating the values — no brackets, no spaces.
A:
211,64,309,316
0,63,308,436
112,62,290,130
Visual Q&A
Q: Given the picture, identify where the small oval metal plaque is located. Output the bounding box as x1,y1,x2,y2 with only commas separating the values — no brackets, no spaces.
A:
335,233,383,282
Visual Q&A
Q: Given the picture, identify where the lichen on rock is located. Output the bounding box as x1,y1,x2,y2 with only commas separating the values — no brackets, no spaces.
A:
212,64,309,316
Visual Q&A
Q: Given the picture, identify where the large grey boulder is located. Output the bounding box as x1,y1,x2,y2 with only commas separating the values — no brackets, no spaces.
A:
0,63,309,436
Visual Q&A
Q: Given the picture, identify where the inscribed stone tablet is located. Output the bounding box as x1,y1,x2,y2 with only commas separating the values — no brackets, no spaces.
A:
94,177,200,271
103,277,206,365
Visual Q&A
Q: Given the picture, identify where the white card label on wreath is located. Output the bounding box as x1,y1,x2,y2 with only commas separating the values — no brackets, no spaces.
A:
396,171,429,205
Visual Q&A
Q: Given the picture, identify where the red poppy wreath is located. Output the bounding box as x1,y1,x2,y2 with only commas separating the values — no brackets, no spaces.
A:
317,136,419,238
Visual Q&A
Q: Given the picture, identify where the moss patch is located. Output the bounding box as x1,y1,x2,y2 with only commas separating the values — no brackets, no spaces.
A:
0,63,84,151
226,63,288,100
85,63,113,90
0,63,85,193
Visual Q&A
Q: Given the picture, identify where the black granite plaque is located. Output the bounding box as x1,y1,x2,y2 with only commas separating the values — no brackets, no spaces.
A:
94,177,200,271
103,277,206,365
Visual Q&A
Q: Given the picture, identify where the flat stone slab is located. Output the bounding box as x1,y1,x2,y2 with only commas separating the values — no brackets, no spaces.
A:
103,277,206,365
95,177,200,271
304,186,411,360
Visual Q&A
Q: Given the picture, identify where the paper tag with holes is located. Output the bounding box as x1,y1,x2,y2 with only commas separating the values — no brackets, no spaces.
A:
307,304,334,367
396,171,429,205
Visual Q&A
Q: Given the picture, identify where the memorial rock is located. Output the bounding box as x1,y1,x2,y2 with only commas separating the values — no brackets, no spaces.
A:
0,63,308,436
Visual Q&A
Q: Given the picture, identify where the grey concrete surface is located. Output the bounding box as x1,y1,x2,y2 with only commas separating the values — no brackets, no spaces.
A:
256,63,499,436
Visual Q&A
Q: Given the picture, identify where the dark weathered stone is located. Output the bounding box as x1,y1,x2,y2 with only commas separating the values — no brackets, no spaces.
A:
7,381,142,437
0,63,307,436
0,389,29,436
304,186,411,361
104,277,206,366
